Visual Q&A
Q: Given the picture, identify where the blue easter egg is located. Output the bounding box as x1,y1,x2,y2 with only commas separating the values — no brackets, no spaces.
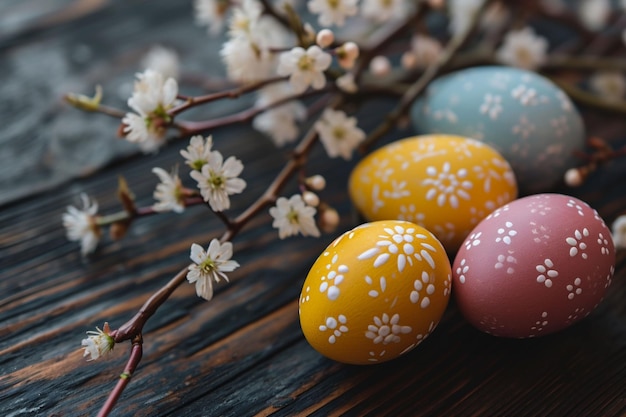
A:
411,66,585,194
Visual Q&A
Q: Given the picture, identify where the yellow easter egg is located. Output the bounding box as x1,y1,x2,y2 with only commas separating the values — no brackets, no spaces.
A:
348,135,518,252
299,220,451,365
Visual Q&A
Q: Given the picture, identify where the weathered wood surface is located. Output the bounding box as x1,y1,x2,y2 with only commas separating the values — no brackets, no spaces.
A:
1,1,625,416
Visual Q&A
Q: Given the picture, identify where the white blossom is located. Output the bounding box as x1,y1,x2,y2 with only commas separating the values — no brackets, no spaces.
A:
189,151,246,211
228,0,263,38
252,83,306,146
370,55,391,76
81,323,114,361
127,69,178,119
181,135,214,171
253,106,306,146
578,0,611,31
278,46,332,94
496,27,548,71
62,193,101,256
361,0,410,23
612,215,626,249
336,73,358,93
194,0,229,35
123,69,178,152
307,0,358,27
590,71,626,102
221,36,276,82
314,108,365,160
221,0,289,82
152,167,185,213
141,45,180,80
270,194,321,239
187,240,240,300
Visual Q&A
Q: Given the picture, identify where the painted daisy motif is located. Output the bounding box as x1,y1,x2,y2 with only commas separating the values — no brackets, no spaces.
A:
536,258,558,288
319,315,349,344
422,162,473,209
357,224,437,272
365,313,412,345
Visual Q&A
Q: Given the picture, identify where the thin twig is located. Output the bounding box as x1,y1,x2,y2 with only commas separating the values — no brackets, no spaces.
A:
113,268,189,342
169,76,286,116
175,88,329,135
97,336,143,417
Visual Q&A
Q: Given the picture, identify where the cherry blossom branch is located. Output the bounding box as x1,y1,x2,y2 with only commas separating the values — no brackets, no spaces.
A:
169,76,287,116
175,88,330,135
97,336,143,417
359,0,493,152
96,93,340,417
96,196,204,227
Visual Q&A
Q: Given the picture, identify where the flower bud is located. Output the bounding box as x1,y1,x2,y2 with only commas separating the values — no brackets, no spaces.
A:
306,175,326,191
302,191,320,207
316,29,335,48
370,56,391,76
336,42,360,69
564,165,594,187
320,207,340,233
401,51,418,69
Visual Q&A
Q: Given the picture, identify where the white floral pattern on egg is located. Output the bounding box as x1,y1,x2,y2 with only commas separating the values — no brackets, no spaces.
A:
348,135,518,253
452,194,615,338
299,220,451,364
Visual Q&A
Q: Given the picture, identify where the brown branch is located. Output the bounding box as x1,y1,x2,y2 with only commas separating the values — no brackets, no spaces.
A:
112,268,189,342
169,76,287,116
97,92,341,416
175,88,329,135
97,336,143,417
221,95,340,241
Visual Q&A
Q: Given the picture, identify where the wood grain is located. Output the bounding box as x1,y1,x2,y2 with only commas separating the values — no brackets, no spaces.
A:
1,1,625,416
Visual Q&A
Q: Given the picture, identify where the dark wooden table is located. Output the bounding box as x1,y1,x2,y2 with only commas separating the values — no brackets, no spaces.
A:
1,1,625,416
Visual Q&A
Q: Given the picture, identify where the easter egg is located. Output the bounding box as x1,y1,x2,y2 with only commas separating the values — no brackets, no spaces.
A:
299,220,451,364
411,66,585,194
452,194,615,338
348,134,517,253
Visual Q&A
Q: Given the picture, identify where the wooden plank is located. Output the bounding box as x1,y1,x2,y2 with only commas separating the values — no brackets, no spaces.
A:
1,1,625,416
